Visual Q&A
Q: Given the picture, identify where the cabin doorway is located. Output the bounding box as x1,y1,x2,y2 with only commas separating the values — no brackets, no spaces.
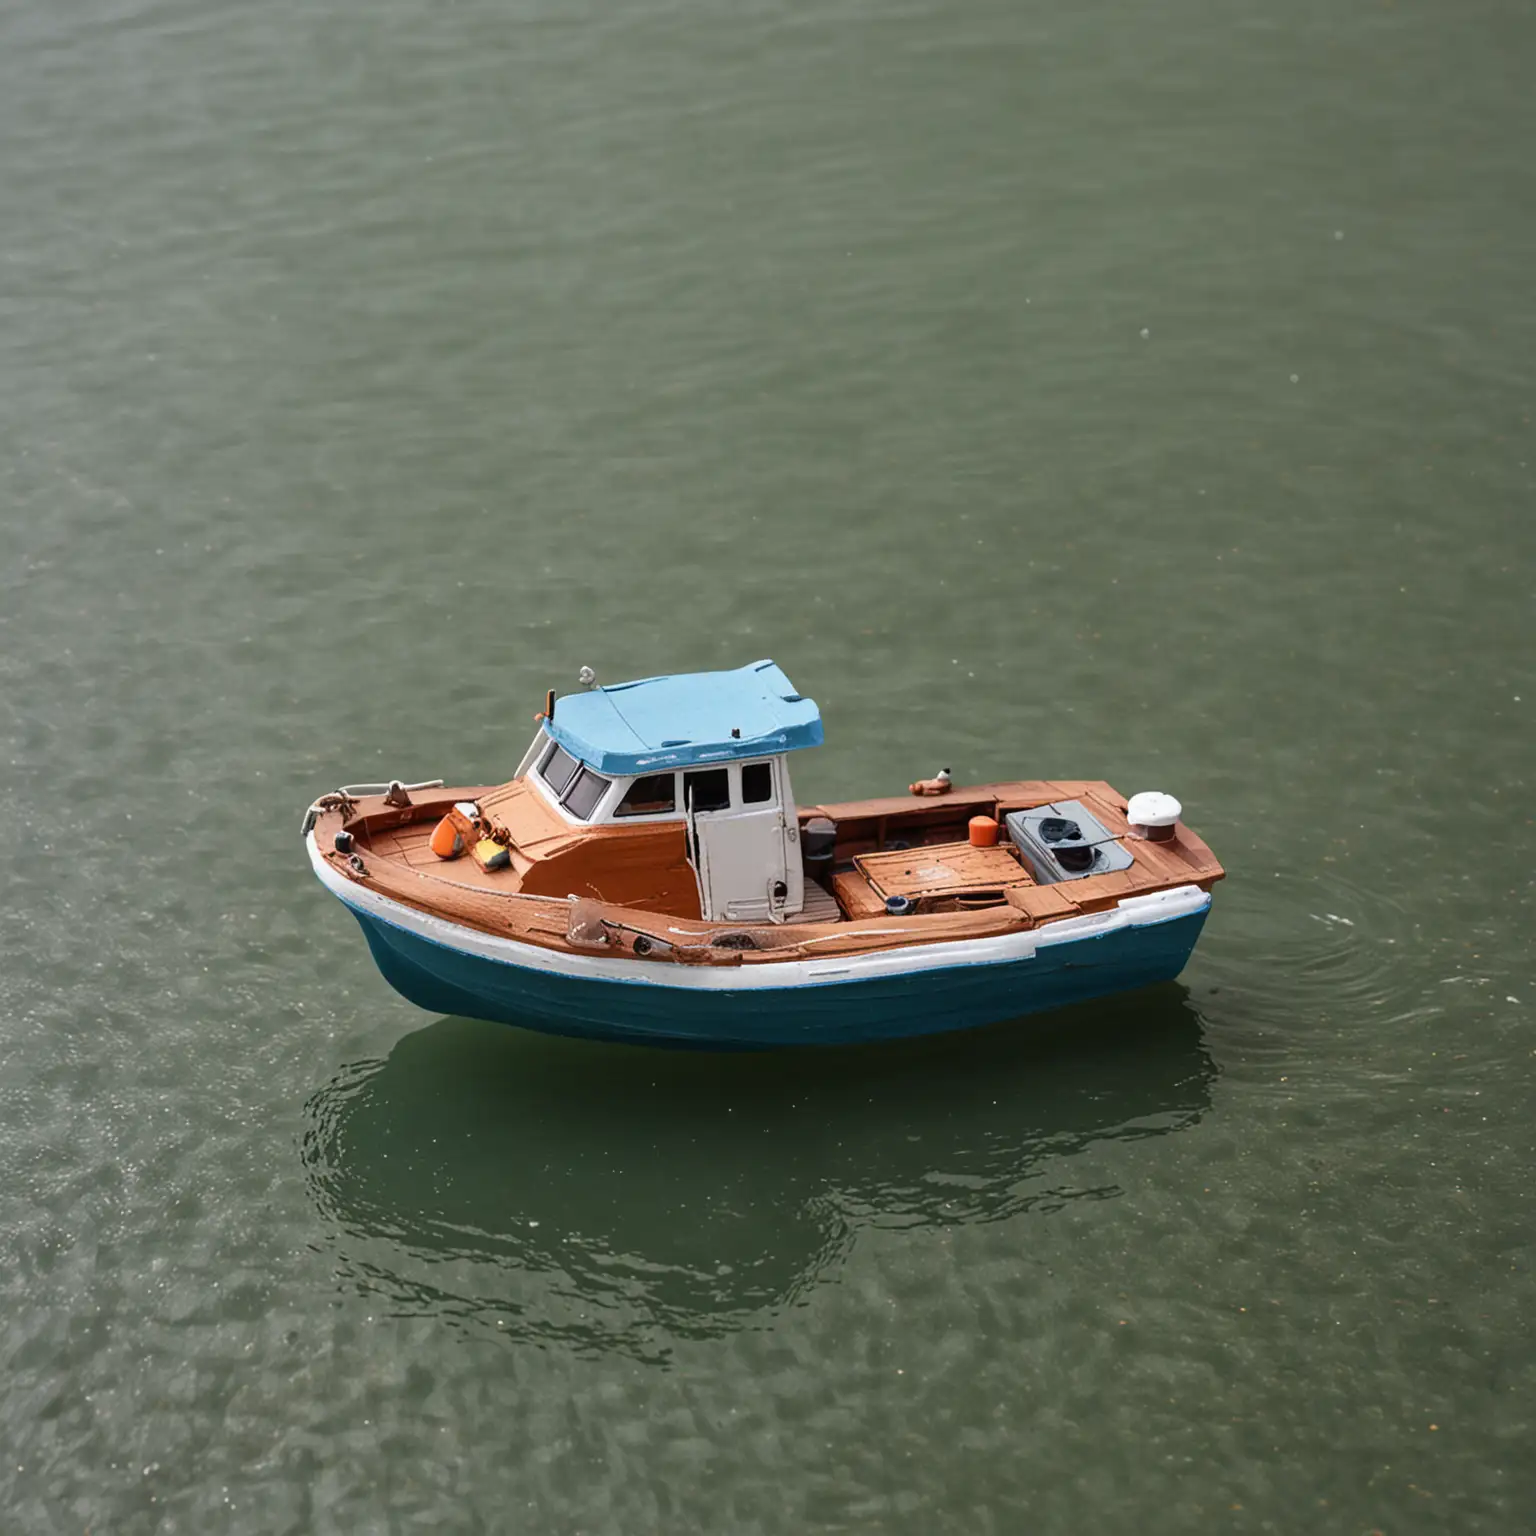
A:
685,762,793,922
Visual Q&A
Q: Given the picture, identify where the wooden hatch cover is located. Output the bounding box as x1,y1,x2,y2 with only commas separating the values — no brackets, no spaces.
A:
854,841,1035,902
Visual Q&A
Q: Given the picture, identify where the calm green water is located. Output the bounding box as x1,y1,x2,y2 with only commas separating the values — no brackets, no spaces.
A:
3,0,1533,1529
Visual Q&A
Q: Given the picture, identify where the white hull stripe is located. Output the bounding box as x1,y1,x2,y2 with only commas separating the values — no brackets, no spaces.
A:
307,834,1210,993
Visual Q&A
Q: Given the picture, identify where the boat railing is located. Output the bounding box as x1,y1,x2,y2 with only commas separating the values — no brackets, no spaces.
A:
301,779,446,836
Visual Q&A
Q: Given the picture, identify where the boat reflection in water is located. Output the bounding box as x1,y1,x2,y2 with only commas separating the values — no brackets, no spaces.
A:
302,989,1215,1362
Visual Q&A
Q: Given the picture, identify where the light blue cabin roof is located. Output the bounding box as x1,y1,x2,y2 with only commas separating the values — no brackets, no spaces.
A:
545,660,823,776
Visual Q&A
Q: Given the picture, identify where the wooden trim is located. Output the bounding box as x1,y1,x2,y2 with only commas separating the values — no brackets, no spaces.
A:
313,774,1223,970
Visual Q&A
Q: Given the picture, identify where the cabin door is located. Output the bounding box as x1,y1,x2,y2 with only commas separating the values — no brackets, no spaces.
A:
686,769,789,923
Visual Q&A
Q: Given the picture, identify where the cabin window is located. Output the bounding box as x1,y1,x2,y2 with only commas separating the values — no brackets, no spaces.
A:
683,768,731,813
614,772,676,817
539,742,580,797
741,761,774,805
562,766,612,821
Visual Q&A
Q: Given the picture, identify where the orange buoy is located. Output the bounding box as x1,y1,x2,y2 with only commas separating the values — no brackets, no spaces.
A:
429,815,464,860
968,815,999,848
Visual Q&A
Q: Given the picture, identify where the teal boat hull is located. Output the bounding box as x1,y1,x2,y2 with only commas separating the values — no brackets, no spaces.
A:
345,900,1211,1049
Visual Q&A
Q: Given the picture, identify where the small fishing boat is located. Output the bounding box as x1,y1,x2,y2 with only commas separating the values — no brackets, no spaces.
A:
303,660,1224,1048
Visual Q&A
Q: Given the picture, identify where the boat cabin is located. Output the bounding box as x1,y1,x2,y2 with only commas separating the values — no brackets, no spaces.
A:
512,659,823,922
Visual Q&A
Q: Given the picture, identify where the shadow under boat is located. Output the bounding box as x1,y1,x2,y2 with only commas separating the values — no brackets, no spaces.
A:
302,987,1217,1362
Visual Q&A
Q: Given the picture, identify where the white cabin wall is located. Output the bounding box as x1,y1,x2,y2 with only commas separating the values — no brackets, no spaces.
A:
776,754,805,916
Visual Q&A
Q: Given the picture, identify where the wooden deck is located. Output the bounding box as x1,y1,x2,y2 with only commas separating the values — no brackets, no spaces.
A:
321,774,1224,967
794,881,843,924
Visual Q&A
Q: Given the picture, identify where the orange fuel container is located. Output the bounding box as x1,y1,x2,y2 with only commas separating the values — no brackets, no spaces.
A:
968,815,999,848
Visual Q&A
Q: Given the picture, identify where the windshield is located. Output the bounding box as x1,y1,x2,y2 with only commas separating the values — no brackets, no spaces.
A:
562,766,611,821
538,741,580,797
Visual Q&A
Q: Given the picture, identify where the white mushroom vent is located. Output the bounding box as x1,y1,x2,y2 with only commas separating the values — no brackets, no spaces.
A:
1126,791,1182,842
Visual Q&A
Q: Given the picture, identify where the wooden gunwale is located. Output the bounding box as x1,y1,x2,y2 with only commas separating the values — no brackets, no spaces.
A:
311,776,1223,970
